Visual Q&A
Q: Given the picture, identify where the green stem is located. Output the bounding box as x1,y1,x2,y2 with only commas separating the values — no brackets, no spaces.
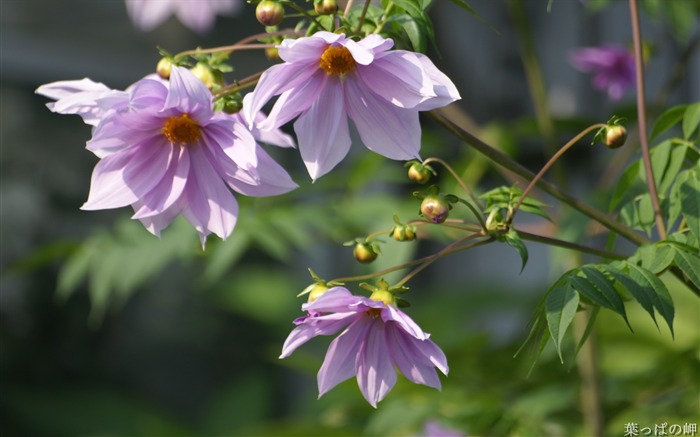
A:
423,157,483,210
508,124,606,223
516,230,626,260
629,0,667,240
212,71,264,99
456,198,486,230
285,2,325,30
355,0,372,35
373,1,394,34
428,109,650,246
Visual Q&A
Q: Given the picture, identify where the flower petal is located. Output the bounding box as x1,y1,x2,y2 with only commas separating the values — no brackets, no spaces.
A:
280,311,362,358
317,316,373,397
181,146,238,242
385,324,442,389
278,34,331,64
35,79,127,126
356,318,397,407
302,287,365,313
345,78,421,161
259,70,326,131
294,79,351,180
411,52,461,111
125,0,174,31
382,305,430,340
163,67,214,120
131,145,190,218
134,195,186,237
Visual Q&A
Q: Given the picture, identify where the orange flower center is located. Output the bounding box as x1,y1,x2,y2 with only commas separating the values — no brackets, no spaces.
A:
162,114,201,145
319,46,356,76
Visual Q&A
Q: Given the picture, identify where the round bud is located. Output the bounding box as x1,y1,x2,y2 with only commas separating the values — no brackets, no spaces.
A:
353,242,378,263
156,57,173,79
265,47,280,61
314,0,337,15
190,63,219,89
256,1,284,26
604,125,627,149
308,283,329,302
390,224,416,241
222,99,243,114
420,196,450,224
408,162,432,184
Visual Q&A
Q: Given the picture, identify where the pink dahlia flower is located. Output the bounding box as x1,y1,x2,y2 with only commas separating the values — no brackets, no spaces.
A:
280,287,448,407
37,67,297,246
569,44,635,100
125,0,242,33
245,32,461,180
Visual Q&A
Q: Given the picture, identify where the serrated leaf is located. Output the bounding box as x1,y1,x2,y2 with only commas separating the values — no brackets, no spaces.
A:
571,267,629,327
672,246,700,290
650,104,686,141
679,171,700,239
605,264,660,330
504,228,528,272
545,279,579,363
634,243,675,274
624,263,674,336
683,102,700,139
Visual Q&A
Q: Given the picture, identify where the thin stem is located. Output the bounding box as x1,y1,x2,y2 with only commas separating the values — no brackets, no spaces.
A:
212,71,264,98
428,109,650,246
343,0,355,17
175,29,301,58
516,230,626,260
573,308,605,437
355,0,372,35
509,124,606,223
629,0,667,240
456,198,486,230
330,235,493,284
394,235,491,287
423,157,483,210
285,2,325,30
373,1,394,34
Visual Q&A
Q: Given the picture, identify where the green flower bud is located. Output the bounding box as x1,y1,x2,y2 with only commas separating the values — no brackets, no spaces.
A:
390,223,416,241
265,47,280,61
420,196,450,224
353,242,378,263
314,0,337,15
256,0,284,26
604,125,627,149
156,57,173,79
308,283,329,302
190,63,221,89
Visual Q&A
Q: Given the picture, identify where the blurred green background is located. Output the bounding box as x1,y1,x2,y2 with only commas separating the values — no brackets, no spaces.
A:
1,0,699,436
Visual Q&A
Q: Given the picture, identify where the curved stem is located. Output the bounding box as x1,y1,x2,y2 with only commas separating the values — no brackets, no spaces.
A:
516,230,626,260
428,109,650,247
175,29,301,58
394,234,491,287
343,0,355,17
456,198,486,230
330,234,493,284
423,157,483,210
508,124,605,223
212,71,264,99
629,0,667,240
355,0,372,35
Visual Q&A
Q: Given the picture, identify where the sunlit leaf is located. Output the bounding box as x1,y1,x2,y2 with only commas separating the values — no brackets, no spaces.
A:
571,266,629,329
683,102,700,140
545,278,579,362
650,105,686,141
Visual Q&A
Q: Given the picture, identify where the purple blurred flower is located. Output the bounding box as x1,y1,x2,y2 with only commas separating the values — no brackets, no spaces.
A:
421,420,466,437
36,67,297,246
125,0,242,33
569,44,635,100
245,32,460,180
280,287,448,407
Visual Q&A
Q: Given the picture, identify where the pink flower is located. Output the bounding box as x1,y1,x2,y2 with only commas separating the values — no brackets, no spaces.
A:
420,421,466,437
569,44,635,100
125,0,242,33
280,287,449,407
245,32,460,180
36,67,297,246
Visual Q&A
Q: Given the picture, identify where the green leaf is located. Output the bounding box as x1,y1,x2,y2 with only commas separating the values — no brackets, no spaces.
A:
679,170,700,239
504,228,528,272
633,243,675,274
571,266,629,327
624,262,675,336
390,0,423,16
56,245,93,301
399,14,427,53
605,264,660,330
650,104,686,141
609,160,644,212
683,102,700,139
672,245,700,290
545,278,579,363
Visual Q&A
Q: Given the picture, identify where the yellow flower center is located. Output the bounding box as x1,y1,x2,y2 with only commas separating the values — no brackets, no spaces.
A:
319,46,356,76
162,114,201,145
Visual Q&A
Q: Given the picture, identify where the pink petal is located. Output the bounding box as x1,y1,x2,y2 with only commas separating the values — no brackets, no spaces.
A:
259,70,326,130
357,34,394,52
278,35,331,64
125,0,174,31
411,53,461,111
382,305,430,340
302,287,364,313
317,316,373,397
163,67,214,120
294,79,351,180
280,311,361,358
385,324,442,389
131,145,190,218
181,146,238,242
344,78,421,161
134,195,186,237
355,318,397,407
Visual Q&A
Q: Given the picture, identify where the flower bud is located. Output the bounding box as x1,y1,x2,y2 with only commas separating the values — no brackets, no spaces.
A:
190,63,220,89
353,242,378,263
156,57,173,79
390,224,416,241
407,162,433,184
256,0,284,26
604,125,627,149
314,0,337,15
308,283,329,302
420,196,450,224
265,47,280,61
